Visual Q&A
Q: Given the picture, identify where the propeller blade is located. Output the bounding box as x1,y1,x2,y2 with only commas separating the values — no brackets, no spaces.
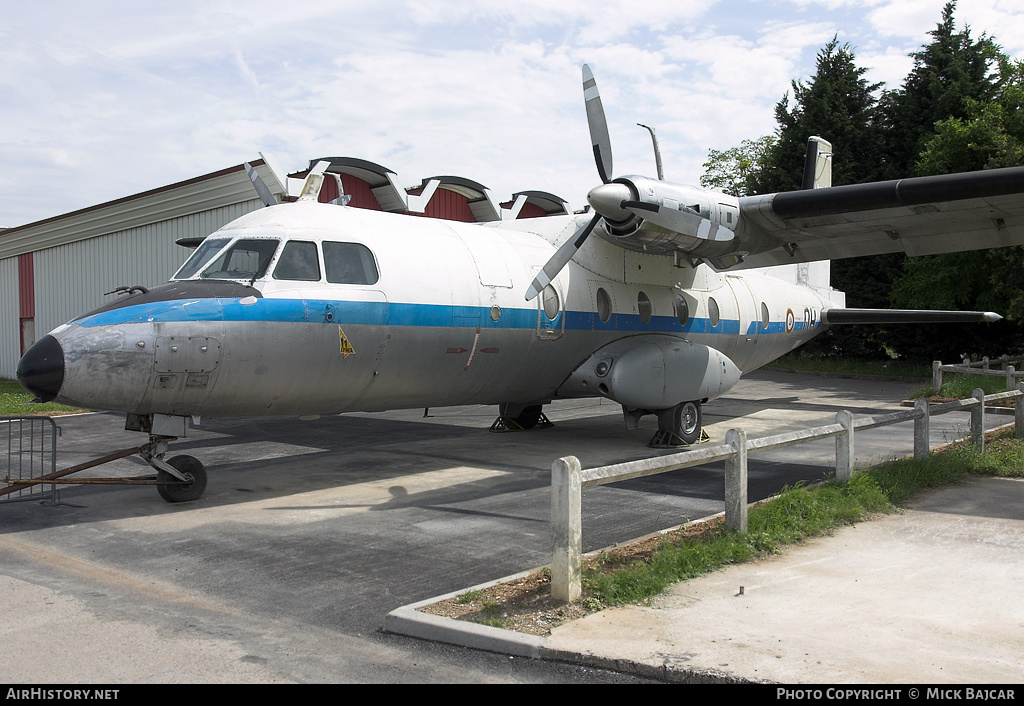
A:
297,160,331,202
583,64,613,184
525,214,601,301
621,201,735,244
244,163,278,207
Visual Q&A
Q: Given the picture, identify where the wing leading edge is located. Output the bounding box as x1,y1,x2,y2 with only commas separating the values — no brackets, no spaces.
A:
734,166,1024,269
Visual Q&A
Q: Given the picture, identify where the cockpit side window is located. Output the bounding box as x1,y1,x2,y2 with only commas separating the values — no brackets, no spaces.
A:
273,241,321,281
201,239,280,280
323,242,379,285
174,237,231,279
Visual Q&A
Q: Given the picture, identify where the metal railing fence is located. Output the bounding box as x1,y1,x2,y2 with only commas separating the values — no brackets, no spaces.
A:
1,416,59,504
550,384,1024,602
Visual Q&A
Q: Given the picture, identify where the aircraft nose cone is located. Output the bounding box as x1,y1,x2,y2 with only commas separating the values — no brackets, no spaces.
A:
17,335,65,402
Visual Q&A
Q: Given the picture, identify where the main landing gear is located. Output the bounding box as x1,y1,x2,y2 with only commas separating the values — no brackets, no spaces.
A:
490,403,555,432
625,400,708,448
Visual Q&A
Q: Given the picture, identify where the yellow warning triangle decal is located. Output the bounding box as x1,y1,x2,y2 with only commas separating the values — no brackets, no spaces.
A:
339,327,355,357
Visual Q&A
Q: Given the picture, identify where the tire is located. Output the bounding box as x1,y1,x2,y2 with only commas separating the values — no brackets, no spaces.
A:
673,401,703,445
513,405,544,430
157,455,208,503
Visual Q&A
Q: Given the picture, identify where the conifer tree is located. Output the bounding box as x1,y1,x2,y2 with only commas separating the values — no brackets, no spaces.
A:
876,1,1002,179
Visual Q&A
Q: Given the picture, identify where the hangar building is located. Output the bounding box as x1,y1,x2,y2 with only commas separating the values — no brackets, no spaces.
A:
0,157,568,379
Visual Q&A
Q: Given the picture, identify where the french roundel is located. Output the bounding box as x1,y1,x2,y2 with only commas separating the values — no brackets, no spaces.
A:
785,308,795,334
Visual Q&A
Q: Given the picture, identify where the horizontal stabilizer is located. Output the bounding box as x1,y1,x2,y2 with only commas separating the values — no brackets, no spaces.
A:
821,309,1002,325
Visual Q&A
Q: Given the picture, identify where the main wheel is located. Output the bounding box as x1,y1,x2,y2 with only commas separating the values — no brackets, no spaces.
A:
655,400,702,446
157,455,208,503
512,405,544,430
676,400,703,445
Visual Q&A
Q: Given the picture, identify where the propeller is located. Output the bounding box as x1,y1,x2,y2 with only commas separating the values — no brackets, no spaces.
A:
525,213,601,301
244,159,332,206
620,200,734,245
245,163,278,207
525,64,740,301
584,64,613,184
525,64,611,301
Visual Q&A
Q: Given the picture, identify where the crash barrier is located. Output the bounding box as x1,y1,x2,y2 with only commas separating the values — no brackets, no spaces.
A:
550,384,1024,602
1,416,59,504
933,355,1024,395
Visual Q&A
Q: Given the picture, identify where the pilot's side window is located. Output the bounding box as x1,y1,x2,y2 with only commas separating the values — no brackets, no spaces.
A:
274,241,321,281
324,242,379,285
202,239,280,280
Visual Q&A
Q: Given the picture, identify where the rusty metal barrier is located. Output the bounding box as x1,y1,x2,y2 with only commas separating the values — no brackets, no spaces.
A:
1,416,59,504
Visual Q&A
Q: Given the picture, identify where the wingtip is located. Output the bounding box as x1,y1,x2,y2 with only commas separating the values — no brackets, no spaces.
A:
983,312,1004,323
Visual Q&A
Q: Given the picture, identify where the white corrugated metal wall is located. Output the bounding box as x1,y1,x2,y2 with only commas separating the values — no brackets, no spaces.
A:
30,200,262,348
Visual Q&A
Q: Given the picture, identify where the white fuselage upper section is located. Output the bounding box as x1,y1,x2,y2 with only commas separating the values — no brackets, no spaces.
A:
39,202,837,418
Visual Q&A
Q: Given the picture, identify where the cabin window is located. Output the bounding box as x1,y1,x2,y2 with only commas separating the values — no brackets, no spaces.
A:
541,285,560,321
201,239,280,280
274,241,321,281
174,237,231,279
637,291,652,324
597,288,612,323
761,302,770,330
323,242,379,285
708,297,720,327
676,294,690,326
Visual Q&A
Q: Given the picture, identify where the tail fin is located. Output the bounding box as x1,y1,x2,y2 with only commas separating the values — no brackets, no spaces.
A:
801,136,833,190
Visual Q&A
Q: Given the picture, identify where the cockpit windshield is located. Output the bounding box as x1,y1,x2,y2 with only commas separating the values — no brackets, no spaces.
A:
200,239,280,280
173,237,231,280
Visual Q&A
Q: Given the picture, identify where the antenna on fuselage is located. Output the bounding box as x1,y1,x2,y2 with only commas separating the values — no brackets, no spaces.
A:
637,123,664,180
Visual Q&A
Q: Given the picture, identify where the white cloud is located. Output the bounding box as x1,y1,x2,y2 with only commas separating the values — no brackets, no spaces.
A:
2,0,1024,227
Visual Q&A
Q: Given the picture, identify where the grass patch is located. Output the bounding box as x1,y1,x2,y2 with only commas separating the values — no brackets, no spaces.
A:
582,430,1023,608
938,374,1008,399
770,353,930,379
0,378,83,416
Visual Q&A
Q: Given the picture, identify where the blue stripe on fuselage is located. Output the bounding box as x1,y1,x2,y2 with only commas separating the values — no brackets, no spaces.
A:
74,296,773,336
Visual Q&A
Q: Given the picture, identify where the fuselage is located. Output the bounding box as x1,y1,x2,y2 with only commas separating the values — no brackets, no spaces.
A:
18,202,834,419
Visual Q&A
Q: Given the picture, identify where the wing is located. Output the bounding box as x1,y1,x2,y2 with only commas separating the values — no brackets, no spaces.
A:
733,166,1024,269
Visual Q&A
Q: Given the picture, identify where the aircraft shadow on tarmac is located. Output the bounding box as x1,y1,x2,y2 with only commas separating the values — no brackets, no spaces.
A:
0,402,847,541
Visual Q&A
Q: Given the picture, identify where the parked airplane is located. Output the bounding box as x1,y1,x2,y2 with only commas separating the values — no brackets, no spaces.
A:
16,66,1024,502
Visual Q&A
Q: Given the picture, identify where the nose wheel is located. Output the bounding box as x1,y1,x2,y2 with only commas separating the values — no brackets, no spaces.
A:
142,438,208,503
155,455,208,503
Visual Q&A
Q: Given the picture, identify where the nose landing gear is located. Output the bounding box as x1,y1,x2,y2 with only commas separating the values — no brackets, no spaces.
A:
142,440,208,503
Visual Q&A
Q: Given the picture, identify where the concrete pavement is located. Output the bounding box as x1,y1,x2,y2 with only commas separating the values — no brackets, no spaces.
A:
387,470,1024,684
4,369,1022,683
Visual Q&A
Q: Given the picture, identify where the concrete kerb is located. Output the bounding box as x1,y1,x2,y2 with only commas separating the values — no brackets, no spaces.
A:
384,421,1020,678
384,568,547,659
384,508,768,684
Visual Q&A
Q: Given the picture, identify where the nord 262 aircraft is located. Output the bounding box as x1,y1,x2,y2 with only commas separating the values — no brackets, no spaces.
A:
16,65,1024,502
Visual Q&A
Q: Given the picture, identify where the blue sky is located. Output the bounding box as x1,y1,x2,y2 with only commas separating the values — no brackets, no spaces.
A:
3,0,1024,227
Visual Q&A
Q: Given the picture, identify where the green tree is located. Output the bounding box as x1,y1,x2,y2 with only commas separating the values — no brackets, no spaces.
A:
700,135,775,197
876,1,1003,179
745,37,891,358
888,61,1024,361
751,36,882,194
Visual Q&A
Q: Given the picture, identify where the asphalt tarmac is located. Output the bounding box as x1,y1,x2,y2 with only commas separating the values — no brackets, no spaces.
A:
1,369,1017,684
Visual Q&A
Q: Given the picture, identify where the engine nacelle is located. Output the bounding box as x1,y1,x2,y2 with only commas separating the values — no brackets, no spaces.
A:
556,335,741,410
587,176,741,257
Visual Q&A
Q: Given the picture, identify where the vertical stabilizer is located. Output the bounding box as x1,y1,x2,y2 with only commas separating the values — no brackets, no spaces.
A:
801,136,833,189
